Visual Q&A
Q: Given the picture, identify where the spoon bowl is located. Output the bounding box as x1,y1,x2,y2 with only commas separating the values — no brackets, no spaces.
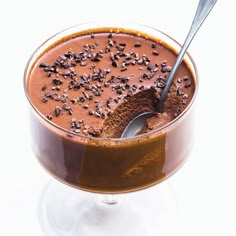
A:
121,0,217,138
121,112,155,138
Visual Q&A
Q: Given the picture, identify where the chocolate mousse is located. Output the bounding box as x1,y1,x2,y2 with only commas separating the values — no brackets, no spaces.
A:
27,30,194,138
25,25,197,193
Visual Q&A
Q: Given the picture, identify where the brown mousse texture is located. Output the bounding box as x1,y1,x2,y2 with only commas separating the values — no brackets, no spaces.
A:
27,30,194,138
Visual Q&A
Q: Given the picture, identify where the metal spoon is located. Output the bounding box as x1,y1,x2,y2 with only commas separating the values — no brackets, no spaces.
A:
121,0,217,138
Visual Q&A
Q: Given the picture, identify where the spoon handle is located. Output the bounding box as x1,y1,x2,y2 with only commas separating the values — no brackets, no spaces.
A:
156,0,217,112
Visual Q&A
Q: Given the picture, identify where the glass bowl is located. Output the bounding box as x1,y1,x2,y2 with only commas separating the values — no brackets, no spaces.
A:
24,21,198,236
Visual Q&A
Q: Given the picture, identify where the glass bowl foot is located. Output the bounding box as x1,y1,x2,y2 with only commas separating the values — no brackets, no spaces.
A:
38,179,178,236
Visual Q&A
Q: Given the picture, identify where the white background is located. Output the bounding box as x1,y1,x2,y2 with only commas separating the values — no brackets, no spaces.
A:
1,0,235,235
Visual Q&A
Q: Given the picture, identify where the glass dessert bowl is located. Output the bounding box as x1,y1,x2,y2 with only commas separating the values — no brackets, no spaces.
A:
24,21,198,235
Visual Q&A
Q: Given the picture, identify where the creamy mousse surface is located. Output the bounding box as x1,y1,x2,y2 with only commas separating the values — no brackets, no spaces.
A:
27,29,194,138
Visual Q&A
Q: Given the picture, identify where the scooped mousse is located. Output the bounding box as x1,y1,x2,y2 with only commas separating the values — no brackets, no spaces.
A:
25,25,197,193
27,29,194,138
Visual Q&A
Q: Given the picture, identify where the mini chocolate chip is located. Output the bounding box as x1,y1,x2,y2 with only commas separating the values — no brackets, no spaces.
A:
147,64,154,71
55,106,62,117
79,96,85,102
108,39,115,47
69,99,76,105
95,112,101,117
177,78,182,83
120,77,129,83
177,86,184,96
68,108,73,115
42,97,48,103
52,78,63,85
46,115,53,120
134,42,141,47
39,63,50,68
41,85,47,91
82,91,90,100
151,43,156,48
88,110,94,115
121,66,127,71
161,67,167,73
112,61,118,67
104,82,109,87
106,97,113,108
80,61,87,66
73,82,81,90
116,88,123,95
119,43,126,47
45,92,53,98
185,80,192,88
152,51,159,56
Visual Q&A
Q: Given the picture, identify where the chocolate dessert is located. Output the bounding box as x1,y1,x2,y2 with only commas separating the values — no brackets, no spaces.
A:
25,24,198,193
